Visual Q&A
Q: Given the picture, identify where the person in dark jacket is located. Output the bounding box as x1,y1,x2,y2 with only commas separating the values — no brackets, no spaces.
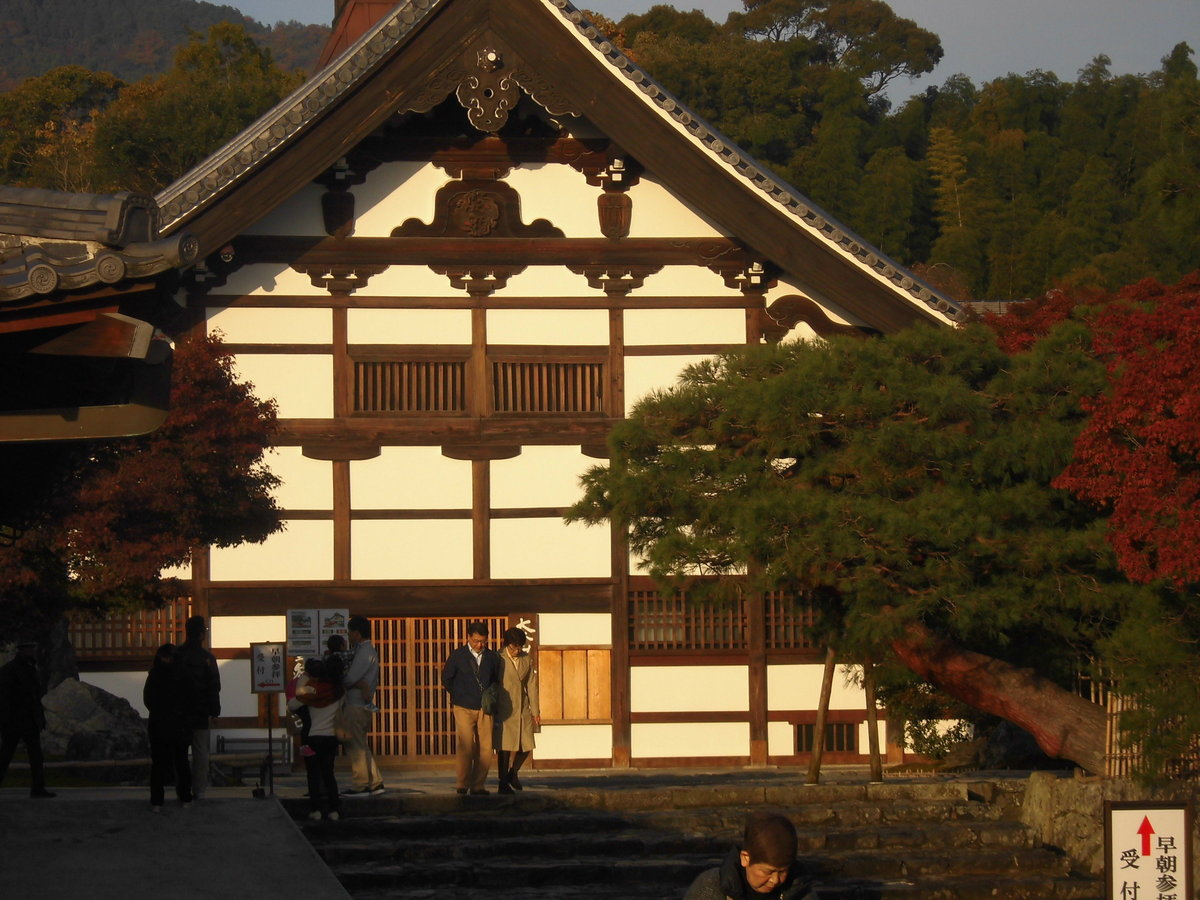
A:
441,621,501,795
0,641,55,798
684,812,818,900
143,643,193,811
174,616,221,800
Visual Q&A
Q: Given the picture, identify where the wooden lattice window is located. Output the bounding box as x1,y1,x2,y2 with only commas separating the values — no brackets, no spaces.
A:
629,590,747,651
765,591,820,650
69,597,192,661
538,648,611,722
370,615,509,758
492,360,605,414
353,360,467,413
797,722,858,753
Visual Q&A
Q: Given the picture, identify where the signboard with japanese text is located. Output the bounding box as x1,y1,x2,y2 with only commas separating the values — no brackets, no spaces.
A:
250,641,287,693
1106,801,1192,900
286,608,348,658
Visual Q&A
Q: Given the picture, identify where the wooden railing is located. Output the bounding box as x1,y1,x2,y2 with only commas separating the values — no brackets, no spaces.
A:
353,360,467,413
492,360,605,414
69,598,191,660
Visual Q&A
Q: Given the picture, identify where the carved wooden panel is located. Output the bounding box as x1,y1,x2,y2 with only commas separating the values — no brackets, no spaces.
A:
392,179,563,239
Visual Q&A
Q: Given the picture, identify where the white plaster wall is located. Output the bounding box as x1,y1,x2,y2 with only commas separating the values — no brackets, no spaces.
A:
504,164,602,238
859,720,887,754
632,722,748,757
215,660,258,717
354,161,445,237
160,559,192,580
267,447,333,510
538,613,611,647
768,720,796,756
362,265,473,297
768,663,867,711
624,306,746,346
213,263,325,297
624,354,712,415
351,448,471,509
206,307,332,344
210,521,334,581
534,724,613,760
491,446,593,509
242,182,326,236
497,265,604,298
228,354,333,419
625,177,726,238
82,672,148,716
631,665,749,713
487,308,608,345
346,308,471,344
490,518,610,579
351,519,473,579
211,615,286,649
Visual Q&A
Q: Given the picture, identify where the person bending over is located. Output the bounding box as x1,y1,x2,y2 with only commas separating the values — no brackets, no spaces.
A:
684,811,817,899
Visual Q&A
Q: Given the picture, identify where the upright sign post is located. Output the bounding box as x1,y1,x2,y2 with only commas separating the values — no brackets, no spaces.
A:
249,641,287,796
1105,801,1192,900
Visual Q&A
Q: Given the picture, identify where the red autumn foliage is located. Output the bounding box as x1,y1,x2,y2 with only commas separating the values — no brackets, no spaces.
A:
1052,272,1200,586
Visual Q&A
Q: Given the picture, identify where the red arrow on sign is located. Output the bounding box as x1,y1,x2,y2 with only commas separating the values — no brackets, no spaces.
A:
1137,816,1155,856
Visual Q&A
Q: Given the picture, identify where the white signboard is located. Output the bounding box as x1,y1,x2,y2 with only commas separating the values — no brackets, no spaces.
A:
249,642,287,693
286,608,349,657
1106,801,1192,900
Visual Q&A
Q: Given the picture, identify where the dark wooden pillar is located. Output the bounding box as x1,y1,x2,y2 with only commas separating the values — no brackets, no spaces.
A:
473,458,490,580
610,525,631,768
747,590,768,765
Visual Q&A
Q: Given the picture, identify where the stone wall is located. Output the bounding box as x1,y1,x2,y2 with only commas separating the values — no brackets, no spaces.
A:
1021,770,1200,884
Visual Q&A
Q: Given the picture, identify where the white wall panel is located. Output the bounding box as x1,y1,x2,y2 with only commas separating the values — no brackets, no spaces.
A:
213,263,326,297
624,306,745,345
242,182,326,236
491,446,593,509
490,518,610,579
632,722,748,757
362,264,470,296
487,308,608,345
354,161,445,237
623,355,711,415
81,672,147,716
504,164,603,238
631,665,749,713
625,177,726,238
267,447,333,510
210,521,333,581
214,661,257,716
346,308,471,345
229,354,333,419
538,613,611,647
534,724,613,760
206,307,332,344
499,264,605,297
351,520,472,579
212,615,286,649
768,663,866,711
768,720,796,756
352,448,471,510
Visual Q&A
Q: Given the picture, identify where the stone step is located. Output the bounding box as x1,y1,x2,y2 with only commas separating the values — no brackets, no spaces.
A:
818,873,1104,900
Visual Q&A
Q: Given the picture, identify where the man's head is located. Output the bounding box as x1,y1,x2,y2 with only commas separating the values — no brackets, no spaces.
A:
327,634,347,653
347,615,371,645
466,621,488,653
16,640,38,660
185,616,207,644
738,812,797,894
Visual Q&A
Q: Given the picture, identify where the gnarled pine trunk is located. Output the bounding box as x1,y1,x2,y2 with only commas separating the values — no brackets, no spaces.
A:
891,621,1107,774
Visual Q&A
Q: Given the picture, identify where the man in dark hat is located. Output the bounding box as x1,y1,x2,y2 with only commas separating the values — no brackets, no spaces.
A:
0,641,55,798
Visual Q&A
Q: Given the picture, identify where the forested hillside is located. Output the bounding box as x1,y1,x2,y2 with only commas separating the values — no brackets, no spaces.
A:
0,0,328,88
1,0,1196,301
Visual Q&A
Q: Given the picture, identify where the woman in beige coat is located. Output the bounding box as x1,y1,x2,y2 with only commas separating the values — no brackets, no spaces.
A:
494,627,539,794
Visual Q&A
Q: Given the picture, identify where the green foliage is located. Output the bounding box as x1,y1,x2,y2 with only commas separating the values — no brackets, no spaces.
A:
89,23,305,193
0,0,327,91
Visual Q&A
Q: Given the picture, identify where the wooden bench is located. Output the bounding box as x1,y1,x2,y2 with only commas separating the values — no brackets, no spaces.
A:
211,735,292,785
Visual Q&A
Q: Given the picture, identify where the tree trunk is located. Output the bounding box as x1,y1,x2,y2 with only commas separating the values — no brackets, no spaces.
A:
891,622,1107,775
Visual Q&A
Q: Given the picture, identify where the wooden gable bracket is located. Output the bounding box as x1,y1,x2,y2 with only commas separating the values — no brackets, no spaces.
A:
567,264,663,296
763,294,879,343
297,263,388,294
431,264,525,295
709,260,778,295
406,39,582,136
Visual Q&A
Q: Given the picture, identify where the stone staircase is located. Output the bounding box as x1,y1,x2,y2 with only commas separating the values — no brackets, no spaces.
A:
286,778,1106,900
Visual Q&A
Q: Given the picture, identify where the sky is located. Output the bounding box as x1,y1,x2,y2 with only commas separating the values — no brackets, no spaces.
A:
232,0,1199,103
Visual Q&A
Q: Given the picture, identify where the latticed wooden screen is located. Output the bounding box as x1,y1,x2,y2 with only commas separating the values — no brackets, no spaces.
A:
765,591,820,650
492,361,605,414
371,615,509,758
69,598,192,660
628,589,747,650
353,360,467,413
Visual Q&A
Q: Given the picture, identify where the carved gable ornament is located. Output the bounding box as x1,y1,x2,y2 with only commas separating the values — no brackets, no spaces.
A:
392,179,563,238
408,41,581,134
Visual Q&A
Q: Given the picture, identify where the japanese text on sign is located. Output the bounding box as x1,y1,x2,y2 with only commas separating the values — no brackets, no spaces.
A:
250,641,287,693
1106,802,1191,900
